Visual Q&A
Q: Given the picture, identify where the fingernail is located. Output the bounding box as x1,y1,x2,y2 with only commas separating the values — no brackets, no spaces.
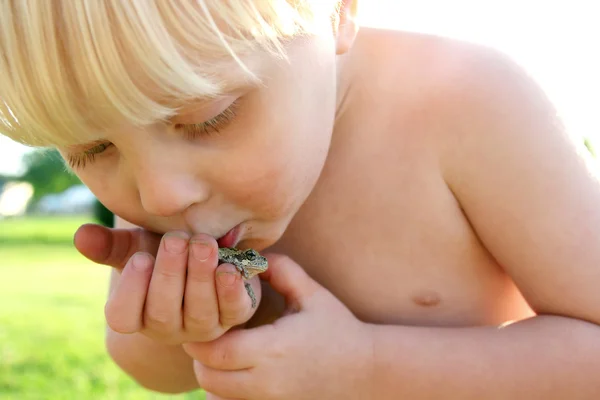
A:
132,253,152,271
216,271,238,287
191,240,213,261
164,232,188,254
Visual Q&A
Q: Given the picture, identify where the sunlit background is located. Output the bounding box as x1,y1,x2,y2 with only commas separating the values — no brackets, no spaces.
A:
0,2,598,399
1,0,598,175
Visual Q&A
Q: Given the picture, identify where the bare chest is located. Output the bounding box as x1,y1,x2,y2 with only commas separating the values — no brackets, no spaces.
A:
268,125,533,327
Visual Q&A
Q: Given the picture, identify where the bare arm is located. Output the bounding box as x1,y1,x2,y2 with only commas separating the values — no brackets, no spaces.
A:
372,315,600,398
370,46,600,398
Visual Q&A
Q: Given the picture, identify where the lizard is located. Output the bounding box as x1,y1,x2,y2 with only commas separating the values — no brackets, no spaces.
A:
217,247,268,309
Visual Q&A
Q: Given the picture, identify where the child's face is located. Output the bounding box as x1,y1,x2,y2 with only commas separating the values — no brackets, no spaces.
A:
61,34,343,250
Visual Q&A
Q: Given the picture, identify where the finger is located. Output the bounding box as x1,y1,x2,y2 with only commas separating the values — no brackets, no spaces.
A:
260,254,320,310
182,326,274,370
104,252,154,333
193,360,255,399
143,231,190,334
215,263,258,328
74,223,161,270
182,234,220,336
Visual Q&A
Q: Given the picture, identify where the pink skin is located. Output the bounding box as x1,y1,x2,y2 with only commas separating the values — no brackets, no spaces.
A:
67,5,361,397
69,2,359,353
102,230,259,344
67,34,339,252
183,254,375,400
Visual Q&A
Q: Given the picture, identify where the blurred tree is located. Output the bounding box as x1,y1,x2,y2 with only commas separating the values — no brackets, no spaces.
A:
20,149,81,201
93,199,114,228
0,174,10,187
17,148,115,225
0,173,17,185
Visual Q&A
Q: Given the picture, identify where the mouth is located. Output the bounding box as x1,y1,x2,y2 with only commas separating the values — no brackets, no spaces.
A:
216,224,242,248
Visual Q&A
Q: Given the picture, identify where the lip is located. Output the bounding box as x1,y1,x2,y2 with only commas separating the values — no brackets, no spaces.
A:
216,224,242,248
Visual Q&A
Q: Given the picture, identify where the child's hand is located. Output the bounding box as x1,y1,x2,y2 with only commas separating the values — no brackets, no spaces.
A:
183,254,375,400
74,224,261,344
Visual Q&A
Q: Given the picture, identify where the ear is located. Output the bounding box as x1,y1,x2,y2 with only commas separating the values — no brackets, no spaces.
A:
334,0,359,55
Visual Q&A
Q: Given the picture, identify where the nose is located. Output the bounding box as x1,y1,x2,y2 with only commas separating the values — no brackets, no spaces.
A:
134,162,210,218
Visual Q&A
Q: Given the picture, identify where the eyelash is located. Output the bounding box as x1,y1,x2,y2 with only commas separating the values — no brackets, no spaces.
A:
176,101,238,140
66,142,111,169
66,101,239,169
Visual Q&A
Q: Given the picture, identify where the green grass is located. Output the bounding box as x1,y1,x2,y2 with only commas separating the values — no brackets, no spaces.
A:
0,215,88,245
0,216,205,399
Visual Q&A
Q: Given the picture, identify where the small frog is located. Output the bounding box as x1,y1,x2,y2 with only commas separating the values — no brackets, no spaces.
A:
217,247,268,308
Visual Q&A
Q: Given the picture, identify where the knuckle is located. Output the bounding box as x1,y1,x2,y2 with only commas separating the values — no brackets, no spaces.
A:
218,291,253,327
186,268,214,284
104,302,135,333
184,314,220,335
185,313,215,328
144,309,177,331
219,308,248,328
221,293,248,317
156,264,185,280
105,315,135,334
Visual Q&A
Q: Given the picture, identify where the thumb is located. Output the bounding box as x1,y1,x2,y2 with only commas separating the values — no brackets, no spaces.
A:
74,223,161,270
259,253,320,310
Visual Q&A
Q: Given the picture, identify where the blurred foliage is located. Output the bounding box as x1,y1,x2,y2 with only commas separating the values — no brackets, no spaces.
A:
0,216,84,246
20,149,81,202
10,147,115,226
93,200,114,228
0,173,17,191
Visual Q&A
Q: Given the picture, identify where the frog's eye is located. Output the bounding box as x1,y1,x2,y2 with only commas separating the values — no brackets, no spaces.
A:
244,249,257,260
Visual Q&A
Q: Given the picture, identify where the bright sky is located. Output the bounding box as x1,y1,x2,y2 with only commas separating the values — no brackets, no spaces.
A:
1,0,598,175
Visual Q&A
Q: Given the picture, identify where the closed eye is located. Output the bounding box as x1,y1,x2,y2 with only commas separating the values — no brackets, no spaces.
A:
175,100,239,139
64,100,240,169
66,142,113,169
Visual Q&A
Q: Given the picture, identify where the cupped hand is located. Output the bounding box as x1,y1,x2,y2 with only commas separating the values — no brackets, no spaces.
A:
74,224,262,344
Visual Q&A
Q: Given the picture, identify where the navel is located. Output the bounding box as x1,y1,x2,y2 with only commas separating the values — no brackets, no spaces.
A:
412,290,441,307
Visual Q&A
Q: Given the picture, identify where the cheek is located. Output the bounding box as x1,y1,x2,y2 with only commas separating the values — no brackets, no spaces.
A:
219,100,334,219
211,35,337,220
222,128,330,221
225,150,304,217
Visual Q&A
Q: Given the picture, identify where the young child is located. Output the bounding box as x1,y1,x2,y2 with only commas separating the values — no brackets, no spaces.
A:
3,1,600,398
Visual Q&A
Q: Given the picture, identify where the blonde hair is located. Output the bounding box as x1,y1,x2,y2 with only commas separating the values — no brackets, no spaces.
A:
0,0,343,147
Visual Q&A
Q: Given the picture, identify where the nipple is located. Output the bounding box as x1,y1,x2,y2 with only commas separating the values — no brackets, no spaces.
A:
412,290,441,307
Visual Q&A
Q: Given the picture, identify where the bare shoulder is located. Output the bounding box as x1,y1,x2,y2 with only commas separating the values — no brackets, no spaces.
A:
341,28,530,141
350,28,600,325
348,28,503,92
414,34,600,324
